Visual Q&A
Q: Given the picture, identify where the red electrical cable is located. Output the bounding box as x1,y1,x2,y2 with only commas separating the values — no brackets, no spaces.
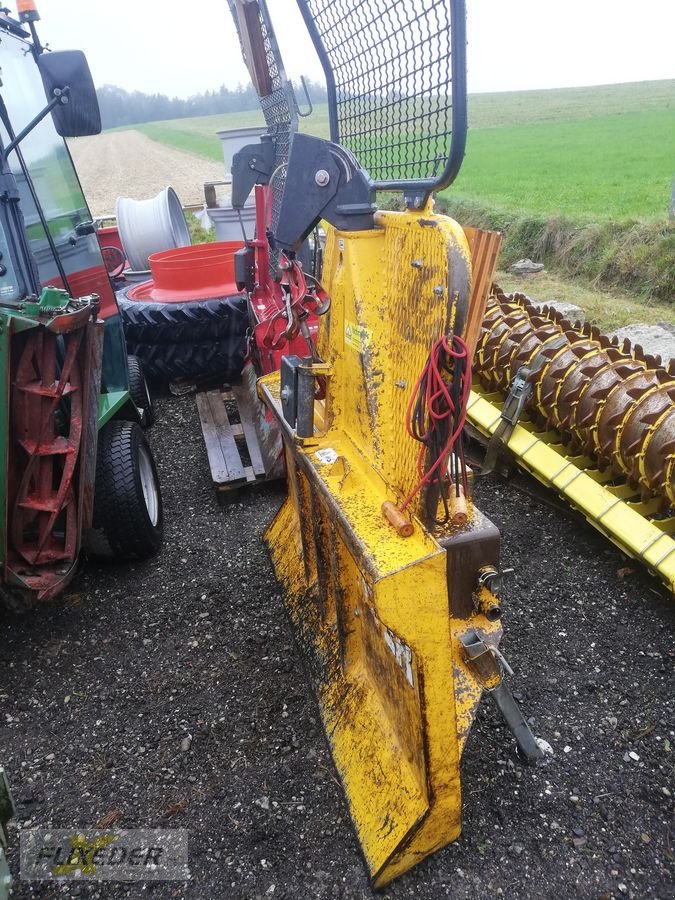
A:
400,334,471,513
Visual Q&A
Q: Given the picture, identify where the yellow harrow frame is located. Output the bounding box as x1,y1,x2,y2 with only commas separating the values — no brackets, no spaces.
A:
467,387,675,595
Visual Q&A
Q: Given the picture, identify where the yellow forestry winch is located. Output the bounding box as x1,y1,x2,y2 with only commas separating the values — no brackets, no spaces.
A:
228,0,547,887
258,205,543,886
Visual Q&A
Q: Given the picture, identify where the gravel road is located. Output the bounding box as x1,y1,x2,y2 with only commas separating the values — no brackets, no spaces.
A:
68,131,226,217
1,395,674,899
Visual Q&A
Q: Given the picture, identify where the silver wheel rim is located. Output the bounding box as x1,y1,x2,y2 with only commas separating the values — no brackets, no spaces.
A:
138,443,159,526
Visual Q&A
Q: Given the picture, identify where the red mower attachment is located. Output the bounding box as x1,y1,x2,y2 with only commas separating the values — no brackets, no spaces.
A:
6,294,102,607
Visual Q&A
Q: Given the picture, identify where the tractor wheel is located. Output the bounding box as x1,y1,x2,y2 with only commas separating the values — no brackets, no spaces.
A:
86,420,163,560
126,353,155,427
126,335,247,380
117,290,248,344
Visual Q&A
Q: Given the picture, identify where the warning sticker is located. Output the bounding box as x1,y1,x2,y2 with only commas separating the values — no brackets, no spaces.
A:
344,320,370,352
315,448,338,466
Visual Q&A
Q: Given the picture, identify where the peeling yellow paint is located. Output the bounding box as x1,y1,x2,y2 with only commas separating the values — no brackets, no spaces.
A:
259,204,503,887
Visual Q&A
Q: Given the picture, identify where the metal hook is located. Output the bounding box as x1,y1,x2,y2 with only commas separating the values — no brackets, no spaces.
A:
295,75,314,118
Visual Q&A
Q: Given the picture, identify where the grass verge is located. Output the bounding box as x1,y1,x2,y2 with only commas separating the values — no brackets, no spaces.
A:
437,197,675,304
494,270,673,330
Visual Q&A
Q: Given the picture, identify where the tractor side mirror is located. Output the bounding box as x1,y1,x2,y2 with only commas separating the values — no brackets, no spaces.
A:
37,50,101,137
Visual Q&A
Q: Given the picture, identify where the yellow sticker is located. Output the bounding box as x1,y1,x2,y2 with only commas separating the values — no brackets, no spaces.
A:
344,320,370,352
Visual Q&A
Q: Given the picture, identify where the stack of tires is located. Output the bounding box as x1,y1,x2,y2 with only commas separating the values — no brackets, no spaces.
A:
117,242,249,381
118,290,248,380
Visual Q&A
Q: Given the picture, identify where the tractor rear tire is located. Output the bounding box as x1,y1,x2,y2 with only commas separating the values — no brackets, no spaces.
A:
126,354,155,427
86,420,163,560
126,335,247,380
117,290,248,344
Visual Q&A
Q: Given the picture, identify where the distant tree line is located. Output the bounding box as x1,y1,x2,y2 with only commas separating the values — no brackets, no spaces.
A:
96,79,327,129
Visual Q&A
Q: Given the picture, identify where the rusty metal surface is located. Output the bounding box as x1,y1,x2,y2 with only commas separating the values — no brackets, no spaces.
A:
4,303,100,607
317,208,473,522
475,287,675,508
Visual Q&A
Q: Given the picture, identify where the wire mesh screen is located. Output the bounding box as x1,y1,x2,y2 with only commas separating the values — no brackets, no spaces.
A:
299,0,456,186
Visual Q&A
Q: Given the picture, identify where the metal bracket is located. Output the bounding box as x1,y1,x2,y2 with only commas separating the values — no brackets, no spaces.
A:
280,354,303,428
234,246,256,292
501,366,533,426
481,367,532,477
231,136,276,209
460,629,545,763
481,336,568,476
275,133,376,252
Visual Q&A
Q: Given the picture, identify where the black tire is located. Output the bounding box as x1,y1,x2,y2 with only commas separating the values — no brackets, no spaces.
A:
118,290,248,344
127,335,247,380
86,420,163,560
127,354,155,427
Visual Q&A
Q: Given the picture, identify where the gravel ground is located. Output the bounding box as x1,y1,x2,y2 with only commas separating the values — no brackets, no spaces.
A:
68,132,226,217
1,395,674,899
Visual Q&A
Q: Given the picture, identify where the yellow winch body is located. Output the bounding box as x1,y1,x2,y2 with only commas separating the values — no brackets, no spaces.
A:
259,205,503,886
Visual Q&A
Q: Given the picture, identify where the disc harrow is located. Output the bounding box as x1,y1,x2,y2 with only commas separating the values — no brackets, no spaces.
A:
475,287,675,509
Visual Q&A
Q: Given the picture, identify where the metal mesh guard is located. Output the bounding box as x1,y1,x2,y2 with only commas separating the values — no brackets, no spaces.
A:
302,0,455,184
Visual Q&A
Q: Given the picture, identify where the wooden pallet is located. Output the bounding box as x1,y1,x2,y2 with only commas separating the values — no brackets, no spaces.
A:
196,384,272,503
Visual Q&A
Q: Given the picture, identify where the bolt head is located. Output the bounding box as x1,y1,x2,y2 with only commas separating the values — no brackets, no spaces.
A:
314,169,330,187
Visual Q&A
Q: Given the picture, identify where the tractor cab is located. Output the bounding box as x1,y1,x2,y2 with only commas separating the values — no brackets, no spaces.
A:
0,13,132,416
0,7,162,611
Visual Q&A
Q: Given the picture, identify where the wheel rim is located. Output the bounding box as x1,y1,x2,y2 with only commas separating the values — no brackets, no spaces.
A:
138,443,159,526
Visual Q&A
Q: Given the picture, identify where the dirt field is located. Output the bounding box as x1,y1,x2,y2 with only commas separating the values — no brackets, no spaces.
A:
69,131,227,217
1,394,674,899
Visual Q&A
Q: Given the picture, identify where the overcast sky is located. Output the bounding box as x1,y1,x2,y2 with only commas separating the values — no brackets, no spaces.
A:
37,0,675,98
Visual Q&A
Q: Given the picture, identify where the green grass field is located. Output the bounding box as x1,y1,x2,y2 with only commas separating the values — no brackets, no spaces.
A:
124,80,675,305
453,108,674,220
130,80,675,222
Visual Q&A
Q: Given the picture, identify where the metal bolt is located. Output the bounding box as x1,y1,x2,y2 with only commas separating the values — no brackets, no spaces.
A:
411,259,423,269
433,285,444,296
314,169,330,187
395,379,407,389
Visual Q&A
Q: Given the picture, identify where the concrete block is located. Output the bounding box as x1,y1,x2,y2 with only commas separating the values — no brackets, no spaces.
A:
532,300,585,323
610,324,675,364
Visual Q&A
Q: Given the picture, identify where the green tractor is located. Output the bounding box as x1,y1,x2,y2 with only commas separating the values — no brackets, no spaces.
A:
0,3,163,613
0,3,163,889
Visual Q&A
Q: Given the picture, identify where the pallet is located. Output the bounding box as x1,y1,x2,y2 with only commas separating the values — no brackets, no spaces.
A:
196,384,272,503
